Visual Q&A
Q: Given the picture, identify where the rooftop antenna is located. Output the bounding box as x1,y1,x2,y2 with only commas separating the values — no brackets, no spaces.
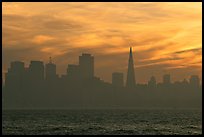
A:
49,57,52,63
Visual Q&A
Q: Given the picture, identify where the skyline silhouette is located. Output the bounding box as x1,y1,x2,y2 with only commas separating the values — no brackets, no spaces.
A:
2,47,201,86
2,47,202,109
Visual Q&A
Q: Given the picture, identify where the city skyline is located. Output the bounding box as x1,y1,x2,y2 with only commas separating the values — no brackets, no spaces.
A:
2,2,202,84
3,47,201,109
3,48,201,86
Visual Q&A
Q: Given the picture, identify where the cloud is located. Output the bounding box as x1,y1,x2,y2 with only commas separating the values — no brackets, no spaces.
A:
2,2,202,83
173,47,202,54
31,35,56,44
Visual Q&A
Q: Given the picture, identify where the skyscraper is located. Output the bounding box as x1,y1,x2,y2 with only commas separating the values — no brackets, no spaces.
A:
126,47,136,88
29,61,44,81
10,61,25,74
45,57,57,80
189,75,200,88
79,53,94,79
5,61,25,87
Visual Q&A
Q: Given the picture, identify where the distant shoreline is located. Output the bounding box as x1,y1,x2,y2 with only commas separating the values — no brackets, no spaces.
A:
2,107,202,111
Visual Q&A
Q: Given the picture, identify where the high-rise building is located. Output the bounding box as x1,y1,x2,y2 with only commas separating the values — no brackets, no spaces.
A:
5,61,25,87
148,76,156,88
29,61,44,81
126,47,136,88
79,53,94,79
112,72,124,87
163,74,171,85
45,57,57,80
189,75,200,88
10,61,25,73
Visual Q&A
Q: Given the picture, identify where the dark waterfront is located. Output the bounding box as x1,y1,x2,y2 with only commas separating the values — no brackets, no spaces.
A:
2,109,202,135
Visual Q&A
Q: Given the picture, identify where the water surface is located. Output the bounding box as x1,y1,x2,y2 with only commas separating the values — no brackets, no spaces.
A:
2,109,202,135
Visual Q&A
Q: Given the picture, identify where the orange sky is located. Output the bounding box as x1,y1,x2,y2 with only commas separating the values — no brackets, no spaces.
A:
2,2,202,83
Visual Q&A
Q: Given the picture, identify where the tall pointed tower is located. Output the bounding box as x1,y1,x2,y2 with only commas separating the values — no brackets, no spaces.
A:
126,47,136,88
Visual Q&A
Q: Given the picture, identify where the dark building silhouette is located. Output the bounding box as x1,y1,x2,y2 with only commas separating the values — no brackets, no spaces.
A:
163,74,171,85
148,76,156,88
112,72,124,87
29,61,44,81
3,49,202,109
79,53,94,79
126,47,136,88
10,61,25,73
4,61,27,108
5,61,25,87
189,75,200,88
45,57,57,80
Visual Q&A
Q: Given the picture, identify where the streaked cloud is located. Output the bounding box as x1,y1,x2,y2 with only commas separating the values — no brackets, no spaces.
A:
31,35,56,44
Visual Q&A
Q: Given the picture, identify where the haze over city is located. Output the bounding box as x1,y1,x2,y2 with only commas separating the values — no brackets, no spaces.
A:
2,2,202,135
2,2,202,83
